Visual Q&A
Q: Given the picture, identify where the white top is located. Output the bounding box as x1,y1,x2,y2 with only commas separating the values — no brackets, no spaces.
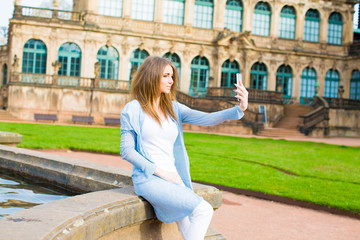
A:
142,114,179,172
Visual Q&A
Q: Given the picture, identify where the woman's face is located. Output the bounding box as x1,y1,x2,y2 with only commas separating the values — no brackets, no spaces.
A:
159,64,174,94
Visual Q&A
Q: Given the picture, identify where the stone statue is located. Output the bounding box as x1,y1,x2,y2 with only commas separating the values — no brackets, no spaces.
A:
52,60,62,74
12,55,19,72
94,61,100,79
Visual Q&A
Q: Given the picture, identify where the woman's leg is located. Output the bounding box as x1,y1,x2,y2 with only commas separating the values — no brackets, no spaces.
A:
176,200,214,240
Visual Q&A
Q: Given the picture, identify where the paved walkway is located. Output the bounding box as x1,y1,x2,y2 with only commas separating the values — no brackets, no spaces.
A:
38,148,360,240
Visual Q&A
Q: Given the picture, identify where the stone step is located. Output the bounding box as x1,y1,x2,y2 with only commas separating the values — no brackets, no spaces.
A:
257,128,304,137
0,110,20,121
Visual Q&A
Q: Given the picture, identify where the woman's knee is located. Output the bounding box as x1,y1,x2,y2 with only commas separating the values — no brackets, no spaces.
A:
194,200,214,218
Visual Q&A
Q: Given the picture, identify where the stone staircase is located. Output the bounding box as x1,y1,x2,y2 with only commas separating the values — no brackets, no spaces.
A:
0,110,21,122
257,104,313,138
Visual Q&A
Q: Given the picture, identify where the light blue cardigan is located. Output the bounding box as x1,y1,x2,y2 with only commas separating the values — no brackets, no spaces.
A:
120,100,244,222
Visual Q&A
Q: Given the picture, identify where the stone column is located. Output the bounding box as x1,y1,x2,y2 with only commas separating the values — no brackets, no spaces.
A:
184,0,195,26
317,65,326,97
342,9,354,45
267,61,277,91
154,0,163,22
342,65,352,99
85,0,99,14
270,3,281,38
295,4,305,41
293,64,303,102
319,12,329,44
213,0,226,31
123,0,132,18
242,0,253,32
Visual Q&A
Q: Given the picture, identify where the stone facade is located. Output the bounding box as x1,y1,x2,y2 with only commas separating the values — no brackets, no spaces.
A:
1,0,359,101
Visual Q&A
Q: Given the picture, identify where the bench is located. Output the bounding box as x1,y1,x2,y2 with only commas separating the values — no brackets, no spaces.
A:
104,117,120,126
72,115,94,124
34,113,58,122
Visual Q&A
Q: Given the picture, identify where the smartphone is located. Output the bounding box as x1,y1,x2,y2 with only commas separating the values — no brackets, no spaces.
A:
236,73,242,86
235,73,242,101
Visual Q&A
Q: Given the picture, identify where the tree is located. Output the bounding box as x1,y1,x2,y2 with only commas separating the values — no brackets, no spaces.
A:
0,27,8,46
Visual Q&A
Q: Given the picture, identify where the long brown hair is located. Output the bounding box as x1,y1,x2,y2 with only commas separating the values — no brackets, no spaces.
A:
130,56,178,124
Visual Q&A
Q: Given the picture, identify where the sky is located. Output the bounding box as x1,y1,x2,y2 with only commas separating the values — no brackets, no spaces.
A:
0,0,73,28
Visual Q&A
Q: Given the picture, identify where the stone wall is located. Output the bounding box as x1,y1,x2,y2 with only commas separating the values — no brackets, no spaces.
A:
328,108,360,137
7,83,131,124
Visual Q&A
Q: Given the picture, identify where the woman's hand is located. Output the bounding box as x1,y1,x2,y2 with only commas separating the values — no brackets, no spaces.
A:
154,167,183,185
234,81,249,112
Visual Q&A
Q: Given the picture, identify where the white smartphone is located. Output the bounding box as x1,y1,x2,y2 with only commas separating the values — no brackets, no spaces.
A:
235,73,242,101
236,73,242,86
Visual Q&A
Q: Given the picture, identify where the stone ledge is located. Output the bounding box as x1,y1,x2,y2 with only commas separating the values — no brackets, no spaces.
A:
0,132,22,146
0,145,225,239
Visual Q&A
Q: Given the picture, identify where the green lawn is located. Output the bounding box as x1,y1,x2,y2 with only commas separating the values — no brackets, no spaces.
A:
1,122,359,214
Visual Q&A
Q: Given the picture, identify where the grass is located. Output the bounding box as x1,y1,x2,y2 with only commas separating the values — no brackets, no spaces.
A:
0,122,359,214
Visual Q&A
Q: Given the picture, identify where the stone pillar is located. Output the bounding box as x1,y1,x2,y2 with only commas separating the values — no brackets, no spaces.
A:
293,64,303,102
317,65,326,97
342,9,354,45
53,0,59,10
342,65,352,99
270,3,281,38
154,0,163,22
242,0,253,32
213,0,226,31
85,0,99,14
319,12,329,44
267,61,277,91
123,0,132,18
296,7,305,41
184,0,195,26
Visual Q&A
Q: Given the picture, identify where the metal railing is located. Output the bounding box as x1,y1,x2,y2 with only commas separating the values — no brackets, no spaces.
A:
10,72,130,91
206,87,284,104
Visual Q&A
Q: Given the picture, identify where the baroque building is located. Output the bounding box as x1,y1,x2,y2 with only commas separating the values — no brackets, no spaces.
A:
0,0,359,136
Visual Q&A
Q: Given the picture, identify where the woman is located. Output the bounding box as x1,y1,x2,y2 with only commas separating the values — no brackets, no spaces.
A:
120,56,248,240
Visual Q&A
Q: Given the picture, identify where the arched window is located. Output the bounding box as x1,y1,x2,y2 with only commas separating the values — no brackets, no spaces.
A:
276,65,293,98
99,0,123,17
2,64,7,85
193,0,213,29
324,70,340,98
163,0,184,25
303,9,320,42
354,3,360,30
163,52,181,77
250,62,267,90
221,59,240,87
350,70,360,100
252,1,271,36
300,67,317,104
96,46,119,80
58,43,81,77
189,56,209,96
22,39,47,74
328,12,343,45
279,6,296,39
224,0,243,32
130,48,149,80
132,0,154,21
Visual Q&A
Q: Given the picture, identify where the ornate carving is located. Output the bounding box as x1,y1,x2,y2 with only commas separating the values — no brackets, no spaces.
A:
153,40,161,55
169,41,176,54
52,60,62,74
139,37,145,50
121,36,129,55
12,55,19,72
199,45,205,58
106,35,113,48
284,54,290,66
